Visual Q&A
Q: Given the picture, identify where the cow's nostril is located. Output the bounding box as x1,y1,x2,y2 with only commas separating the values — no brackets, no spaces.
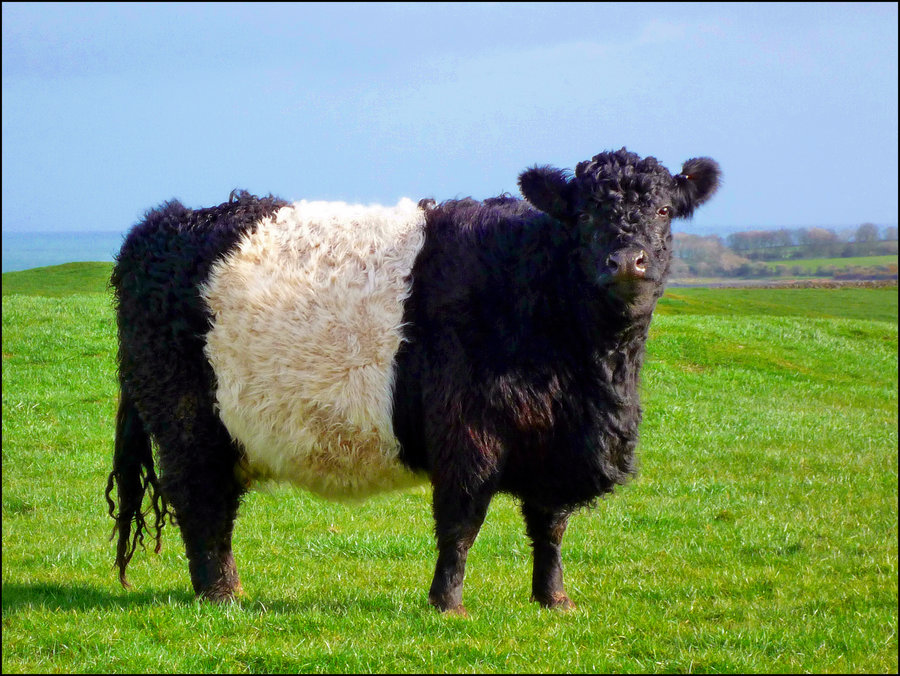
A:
606,250,648,279
634,252,647,272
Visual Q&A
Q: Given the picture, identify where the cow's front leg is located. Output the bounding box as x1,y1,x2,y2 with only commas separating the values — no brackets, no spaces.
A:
522,502,575,609
428,481,493,615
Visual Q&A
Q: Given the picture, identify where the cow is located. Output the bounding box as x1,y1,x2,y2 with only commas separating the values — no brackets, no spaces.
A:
106,147,720,614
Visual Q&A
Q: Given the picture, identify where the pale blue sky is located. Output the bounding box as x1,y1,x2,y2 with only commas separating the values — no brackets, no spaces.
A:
2,2,897,236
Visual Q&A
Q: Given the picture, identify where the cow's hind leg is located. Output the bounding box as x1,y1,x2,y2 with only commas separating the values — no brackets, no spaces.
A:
521,502,575,609
428,481,493,615
152,391,247,603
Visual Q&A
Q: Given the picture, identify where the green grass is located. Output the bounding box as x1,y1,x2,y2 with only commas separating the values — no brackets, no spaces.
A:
3,264,898,673
755,254,897,272
1,261,115,297
658,285,899,323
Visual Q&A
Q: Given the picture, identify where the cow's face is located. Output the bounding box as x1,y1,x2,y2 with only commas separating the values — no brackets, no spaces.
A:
519,148,720,316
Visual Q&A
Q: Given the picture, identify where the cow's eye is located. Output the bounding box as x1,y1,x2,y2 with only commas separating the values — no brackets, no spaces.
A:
656,206,671,218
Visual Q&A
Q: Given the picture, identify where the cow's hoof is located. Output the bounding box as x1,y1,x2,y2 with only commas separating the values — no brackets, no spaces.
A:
198,590,238,604
198,580,244,604
532,592,576,611
429,598,469,617
441,604,469,618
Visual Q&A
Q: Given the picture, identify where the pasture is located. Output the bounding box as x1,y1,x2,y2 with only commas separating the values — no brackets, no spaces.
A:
756,253,897,271
2,263,897,673
752,254,898,274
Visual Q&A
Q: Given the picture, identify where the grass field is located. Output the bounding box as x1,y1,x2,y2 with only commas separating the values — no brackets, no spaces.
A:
3,263,897,673
753,254,898,273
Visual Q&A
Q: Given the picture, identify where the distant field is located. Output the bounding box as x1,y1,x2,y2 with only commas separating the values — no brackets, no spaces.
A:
658,285,898,323
1,261,114,297
3,263,897,673
755,254,897,272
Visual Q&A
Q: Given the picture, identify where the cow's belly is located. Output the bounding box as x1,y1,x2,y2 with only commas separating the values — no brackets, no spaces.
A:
200,199,428,500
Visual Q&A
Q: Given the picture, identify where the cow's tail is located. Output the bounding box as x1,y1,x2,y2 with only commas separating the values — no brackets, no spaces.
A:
104,387,171,588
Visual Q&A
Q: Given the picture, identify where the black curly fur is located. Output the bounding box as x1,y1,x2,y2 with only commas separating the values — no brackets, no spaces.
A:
105,388,171,587
393,148,720,611
107,190,287,599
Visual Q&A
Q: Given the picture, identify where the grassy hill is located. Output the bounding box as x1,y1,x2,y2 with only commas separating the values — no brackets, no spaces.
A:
2,261,114,297
3,263,897,673
754,253,897,271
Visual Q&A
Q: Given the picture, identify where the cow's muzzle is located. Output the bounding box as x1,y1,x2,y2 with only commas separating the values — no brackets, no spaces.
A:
605,248,648,281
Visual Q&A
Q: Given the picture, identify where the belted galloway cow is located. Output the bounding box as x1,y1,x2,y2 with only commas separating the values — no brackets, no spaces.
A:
106,147,720,613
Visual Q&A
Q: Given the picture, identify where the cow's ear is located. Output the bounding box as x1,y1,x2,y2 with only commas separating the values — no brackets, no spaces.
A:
674,158,721,216
518,166,576,220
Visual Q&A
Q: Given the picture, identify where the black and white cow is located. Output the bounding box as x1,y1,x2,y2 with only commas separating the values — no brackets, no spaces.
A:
106,148,720,613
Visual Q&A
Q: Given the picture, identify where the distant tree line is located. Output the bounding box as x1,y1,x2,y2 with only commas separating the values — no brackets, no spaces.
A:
725,223,898,259
672,223,898,279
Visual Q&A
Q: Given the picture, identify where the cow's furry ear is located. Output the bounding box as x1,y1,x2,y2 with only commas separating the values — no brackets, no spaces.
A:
518,166,576,220
675,158,721,216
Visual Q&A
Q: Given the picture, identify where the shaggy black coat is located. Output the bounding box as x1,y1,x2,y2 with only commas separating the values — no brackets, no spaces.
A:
106,148,720,613
107,191,287,595
393,149,720,610
394,195,642,503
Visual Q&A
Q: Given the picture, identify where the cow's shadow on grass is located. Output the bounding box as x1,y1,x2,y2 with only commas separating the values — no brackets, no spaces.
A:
2,582,420,616
1,582,195,615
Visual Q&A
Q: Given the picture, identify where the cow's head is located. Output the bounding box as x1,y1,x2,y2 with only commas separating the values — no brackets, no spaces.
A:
518,148,720,316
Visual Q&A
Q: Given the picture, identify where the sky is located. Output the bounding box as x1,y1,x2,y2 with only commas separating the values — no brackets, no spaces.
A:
2,2,897,237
